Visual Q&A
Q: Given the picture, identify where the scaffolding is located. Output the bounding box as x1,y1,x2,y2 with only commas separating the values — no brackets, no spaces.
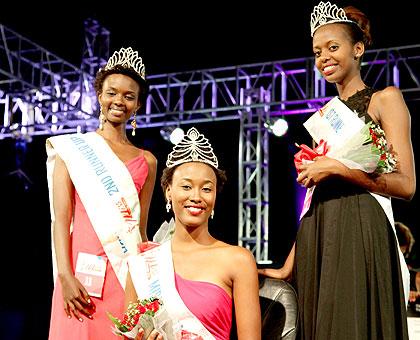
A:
238,87,271,262
2,40,419,137
1,21,419,260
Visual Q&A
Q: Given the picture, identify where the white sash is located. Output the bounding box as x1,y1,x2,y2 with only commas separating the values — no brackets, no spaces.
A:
46,132,142,289
128,241,216,340
369,193,410,304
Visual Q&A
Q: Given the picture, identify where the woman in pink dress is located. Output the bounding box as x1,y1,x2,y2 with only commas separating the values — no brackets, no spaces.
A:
125,127,261,340
47,47,157,340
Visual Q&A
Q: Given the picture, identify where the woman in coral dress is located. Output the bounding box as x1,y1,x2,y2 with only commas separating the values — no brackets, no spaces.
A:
46,47,157,340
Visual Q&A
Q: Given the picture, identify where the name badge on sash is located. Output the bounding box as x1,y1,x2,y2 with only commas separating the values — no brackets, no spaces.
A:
75,252,107,298
303,96,364,148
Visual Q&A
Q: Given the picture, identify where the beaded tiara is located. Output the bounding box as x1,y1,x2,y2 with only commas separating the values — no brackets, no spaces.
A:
310,1,354,37
104,47,146,80
166,127,219,169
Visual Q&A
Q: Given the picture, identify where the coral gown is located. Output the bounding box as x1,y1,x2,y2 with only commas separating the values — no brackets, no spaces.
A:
48,153,148,340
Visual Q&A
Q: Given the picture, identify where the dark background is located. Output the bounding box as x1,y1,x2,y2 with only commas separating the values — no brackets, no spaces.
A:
0,1,419,339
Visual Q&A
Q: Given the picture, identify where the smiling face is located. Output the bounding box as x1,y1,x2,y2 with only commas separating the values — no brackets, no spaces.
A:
98,73,141,125
312,23,364,84
166,162,217,228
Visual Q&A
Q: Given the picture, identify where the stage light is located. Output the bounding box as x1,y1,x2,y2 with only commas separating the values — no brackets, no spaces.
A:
169,127,184,144
272,118,288,137
160,126,185,144
264,117,288,137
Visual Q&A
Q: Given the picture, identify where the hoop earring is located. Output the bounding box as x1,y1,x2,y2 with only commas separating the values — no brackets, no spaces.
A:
210,210,214,219
99,107,106,130
166,200,171,213
131,111,137,136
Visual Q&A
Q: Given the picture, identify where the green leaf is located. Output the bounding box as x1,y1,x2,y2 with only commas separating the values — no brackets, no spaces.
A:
106,312,129,332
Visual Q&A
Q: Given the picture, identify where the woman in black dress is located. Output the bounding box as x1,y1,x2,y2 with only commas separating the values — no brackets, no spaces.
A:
259,2,416,339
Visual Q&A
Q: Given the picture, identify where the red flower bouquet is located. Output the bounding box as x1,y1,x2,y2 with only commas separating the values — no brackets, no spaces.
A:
367,122,397,173
107,297,162,339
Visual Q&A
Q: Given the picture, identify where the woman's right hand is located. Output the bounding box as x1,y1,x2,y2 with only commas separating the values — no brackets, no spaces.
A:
258,266,292,281
59,273,95,321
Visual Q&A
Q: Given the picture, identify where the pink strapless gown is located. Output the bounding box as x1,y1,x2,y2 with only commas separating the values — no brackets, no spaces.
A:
49,154,148,340
174,273,233,340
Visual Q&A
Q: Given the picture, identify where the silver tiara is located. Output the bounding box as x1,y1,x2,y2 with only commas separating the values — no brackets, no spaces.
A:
104,47,146,80
166,127,219,169
311,1,354,37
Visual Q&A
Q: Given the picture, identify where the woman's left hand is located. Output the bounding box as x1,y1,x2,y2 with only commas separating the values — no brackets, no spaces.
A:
296,156,344,188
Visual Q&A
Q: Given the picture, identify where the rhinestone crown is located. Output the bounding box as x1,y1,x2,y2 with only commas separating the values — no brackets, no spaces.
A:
104,47,145,80
166,127,219,169
311,1,354,37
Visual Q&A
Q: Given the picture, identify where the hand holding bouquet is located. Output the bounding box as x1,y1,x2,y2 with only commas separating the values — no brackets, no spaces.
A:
299,96,397,175
294,139,329,172
295,121,397,175
295,117,397,220
108,297,163,339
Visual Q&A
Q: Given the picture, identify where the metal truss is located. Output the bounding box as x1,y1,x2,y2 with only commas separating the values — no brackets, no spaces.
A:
1,35,419,137
81,19,110,78
0,23,101,140
1,23,419,260
143,44,419,262
141,44,420,128
238,87,270,263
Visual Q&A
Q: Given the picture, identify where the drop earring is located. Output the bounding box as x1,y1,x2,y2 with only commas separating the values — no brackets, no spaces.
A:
166,200,171,213
210,210,214,219
131,111,137,136
99,107,105,130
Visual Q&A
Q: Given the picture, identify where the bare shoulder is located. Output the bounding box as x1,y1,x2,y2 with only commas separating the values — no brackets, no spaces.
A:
143,150,157,168
371,86,409,121
223,245,258,283
372,86,405,108
219,243,257,266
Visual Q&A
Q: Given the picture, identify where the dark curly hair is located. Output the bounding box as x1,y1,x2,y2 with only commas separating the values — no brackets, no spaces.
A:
94,65,149,105
161,163,227,194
